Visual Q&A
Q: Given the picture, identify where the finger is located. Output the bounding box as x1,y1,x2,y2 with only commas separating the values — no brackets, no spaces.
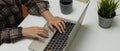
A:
38,28,48,35
35,35,44,42
54,24,62,33
58,18,66,29
60,21,66,29
58,23,65,33
41,29,49,36
37,32,49,38
61,18,67,23
37,30,48,37
41,28,48,34
48,24,54,32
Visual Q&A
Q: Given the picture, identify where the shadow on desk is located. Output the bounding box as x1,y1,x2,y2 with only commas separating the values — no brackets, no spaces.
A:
68,25,91,51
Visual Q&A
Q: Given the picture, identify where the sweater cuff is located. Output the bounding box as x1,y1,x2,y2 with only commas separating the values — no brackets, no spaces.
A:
18,27,23,38
10,27,23,43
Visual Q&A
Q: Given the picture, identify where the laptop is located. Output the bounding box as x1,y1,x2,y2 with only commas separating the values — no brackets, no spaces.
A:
29,1,90,51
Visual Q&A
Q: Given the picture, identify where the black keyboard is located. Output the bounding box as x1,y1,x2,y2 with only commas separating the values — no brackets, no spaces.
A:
44,22,75,51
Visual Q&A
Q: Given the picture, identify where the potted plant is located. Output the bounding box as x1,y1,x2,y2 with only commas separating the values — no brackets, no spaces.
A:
98,0,119,28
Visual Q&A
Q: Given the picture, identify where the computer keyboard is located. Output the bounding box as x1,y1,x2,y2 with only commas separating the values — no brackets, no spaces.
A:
44,22,75,51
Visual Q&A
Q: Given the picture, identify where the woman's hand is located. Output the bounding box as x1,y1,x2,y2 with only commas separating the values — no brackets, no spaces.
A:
41,10,66,33
47,16,66,33
22,27,48,41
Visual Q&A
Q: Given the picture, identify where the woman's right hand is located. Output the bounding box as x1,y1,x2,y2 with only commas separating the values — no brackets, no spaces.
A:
22,27,49,41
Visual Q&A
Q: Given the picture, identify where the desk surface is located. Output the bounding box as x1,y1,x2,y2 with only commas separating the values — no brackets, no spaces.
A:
69,0,120,51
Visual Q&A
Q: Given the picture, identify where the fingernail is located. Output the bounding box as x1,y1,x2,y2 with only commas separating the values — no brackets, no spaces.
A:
60,31,62,33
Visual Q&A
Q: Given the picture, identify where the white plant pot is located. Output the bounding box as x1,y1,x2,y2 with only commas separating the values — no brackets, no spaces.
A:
99,16,114,28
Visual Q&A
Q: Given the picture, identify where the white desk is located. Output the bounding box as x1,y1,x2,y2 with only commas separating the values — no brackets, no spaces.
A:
0,0,87,51
69,0,120,51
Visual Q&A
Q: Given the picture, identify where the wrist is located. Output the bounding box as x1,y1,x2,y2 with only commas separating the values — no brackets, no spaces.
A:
22,28,27,37
41,10,54,21
46,16,55,22
18,27,23,38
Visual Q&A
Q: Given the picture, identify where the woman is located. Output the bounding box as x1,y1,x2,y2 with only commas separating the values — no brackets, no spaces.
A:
0,0,66,45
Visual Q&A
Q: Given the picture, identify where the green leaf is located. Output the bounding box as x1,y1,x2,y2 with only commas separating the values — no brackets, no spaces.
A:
98,0,119,18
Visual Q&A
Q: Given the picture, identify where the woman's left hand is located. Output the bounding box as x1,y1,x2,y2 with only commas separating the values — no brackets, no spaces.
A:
47,16,66,33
